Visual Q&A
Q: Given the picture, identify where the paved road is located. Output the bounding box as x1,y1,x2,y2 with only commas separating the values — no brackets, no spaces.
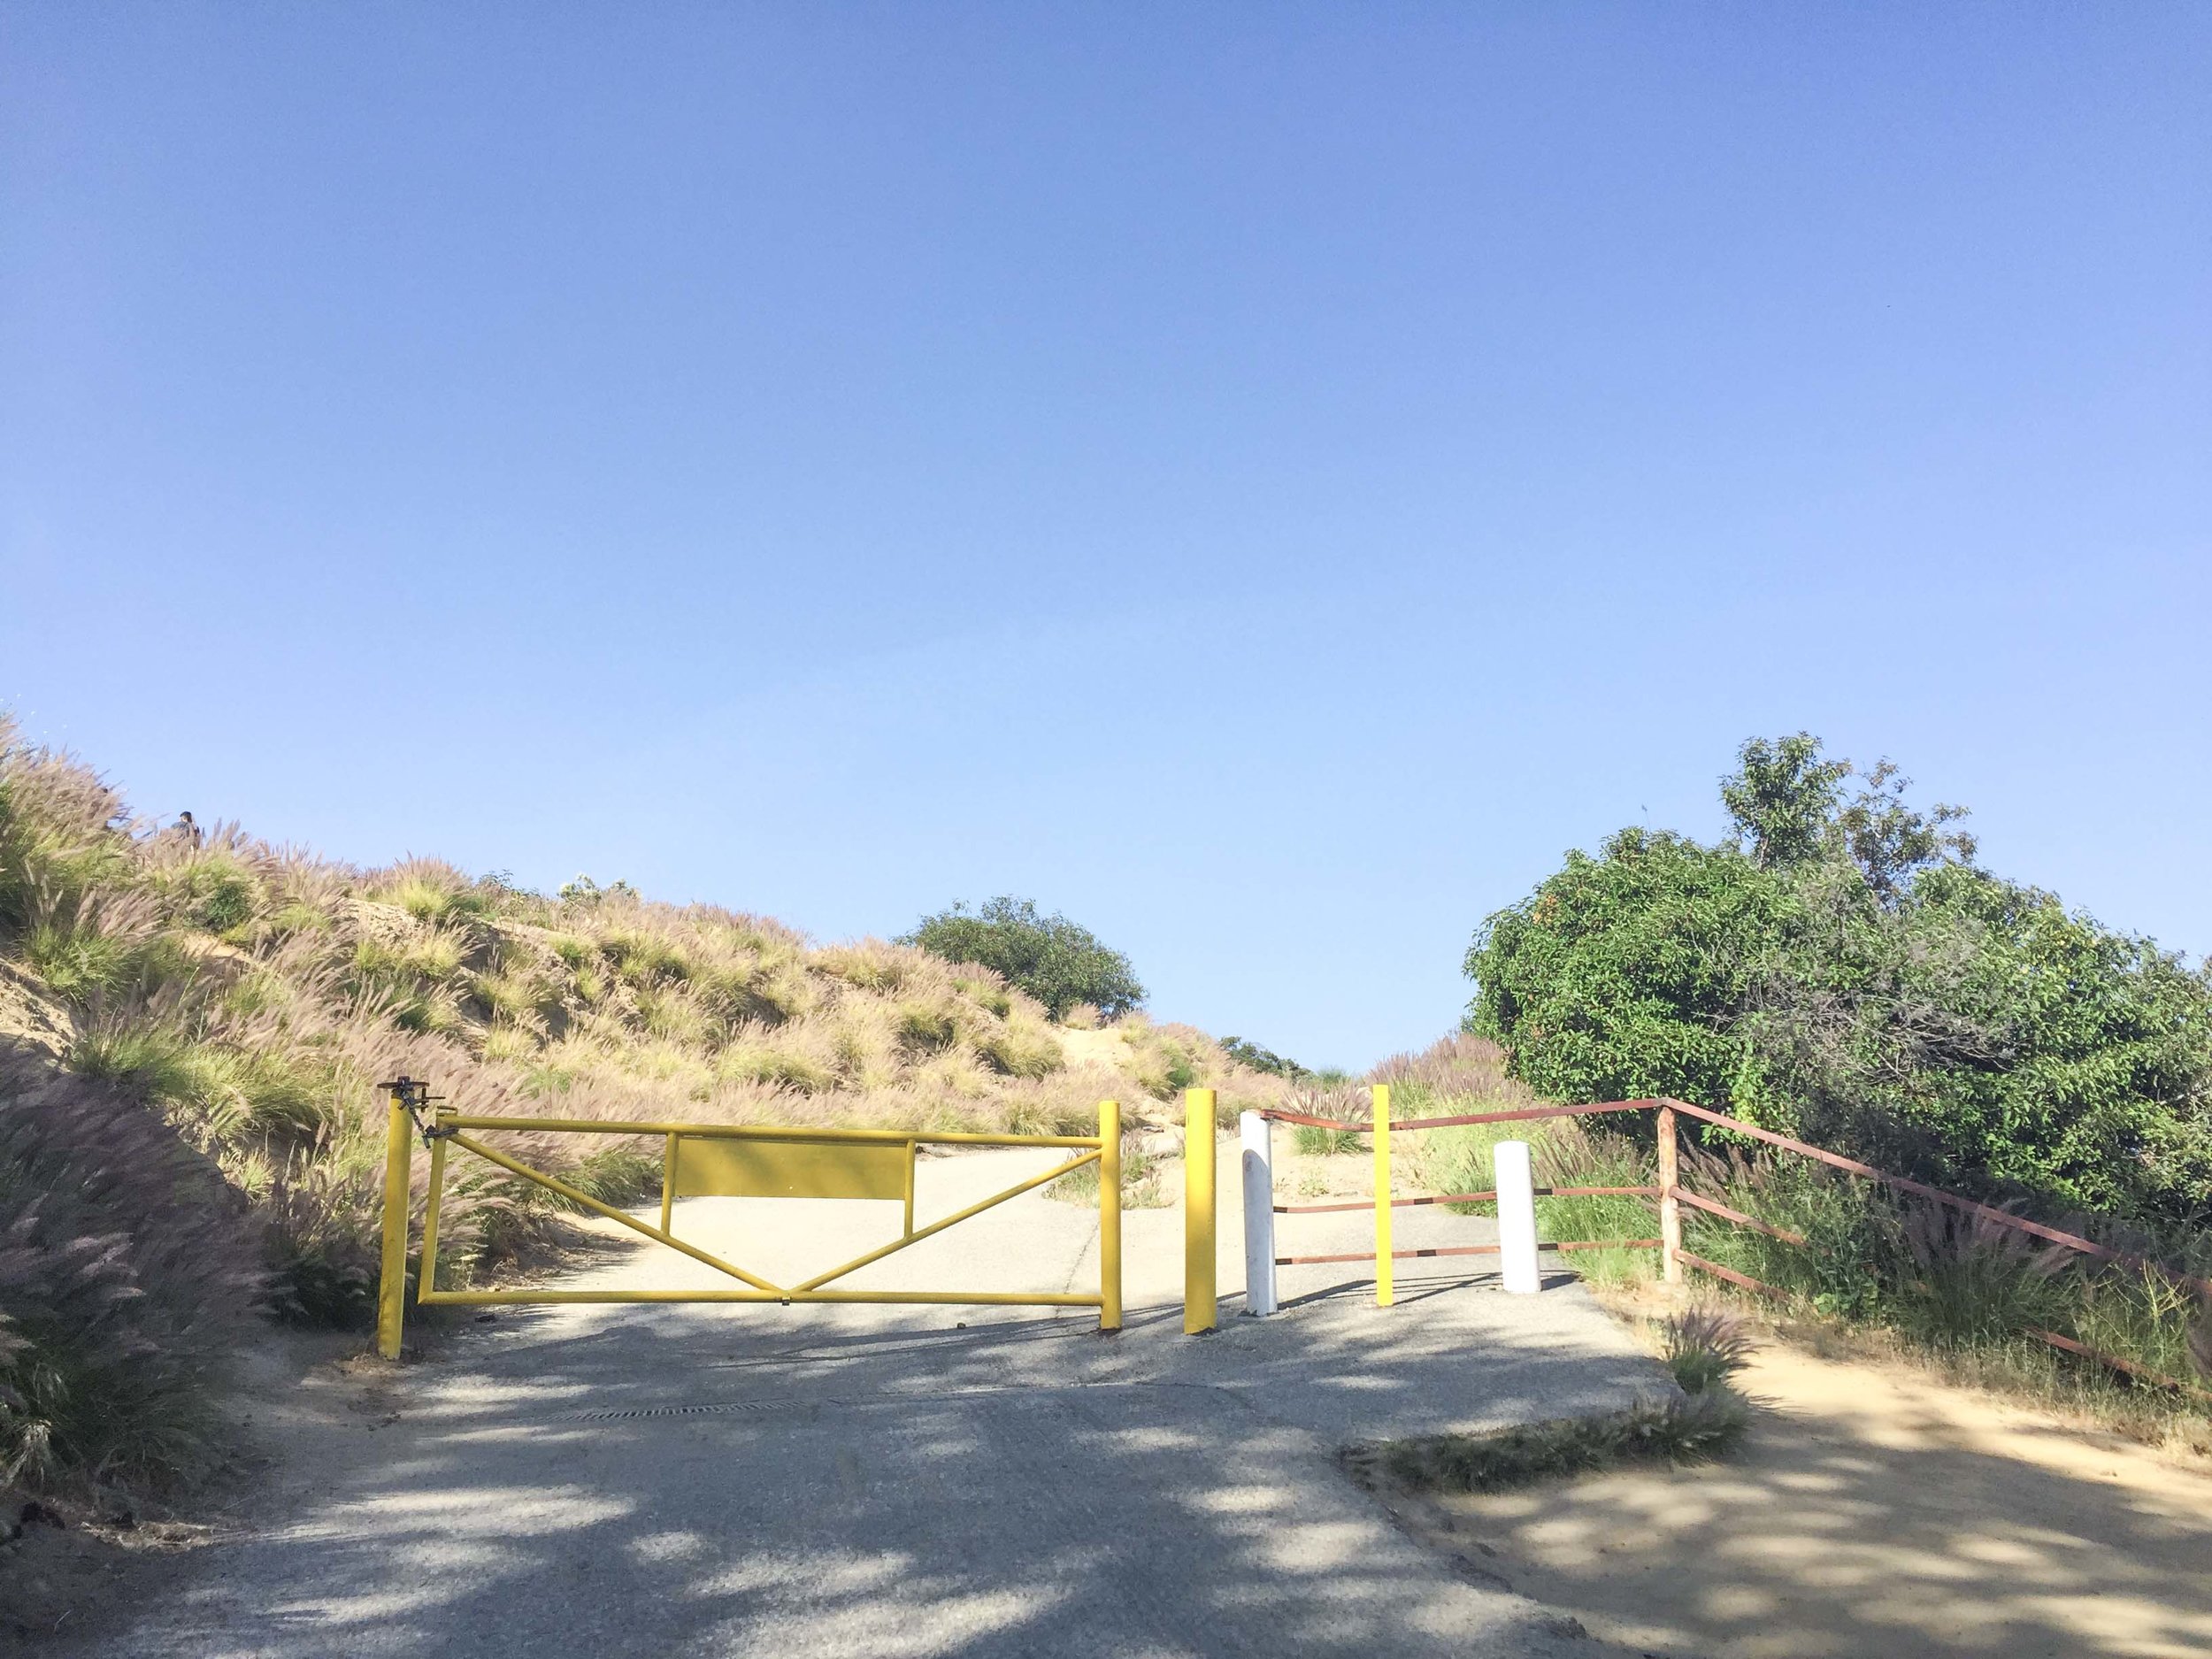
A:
115,1149,1667,1657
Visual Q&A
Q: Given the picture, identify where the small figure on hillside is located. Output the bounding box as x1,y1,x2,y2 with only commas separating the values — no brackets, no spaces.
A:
173,810,203,848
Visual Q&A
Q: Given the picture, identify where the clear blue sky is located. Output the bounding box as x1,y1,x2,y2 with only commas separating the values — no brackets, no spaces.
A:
4,5,2207,1069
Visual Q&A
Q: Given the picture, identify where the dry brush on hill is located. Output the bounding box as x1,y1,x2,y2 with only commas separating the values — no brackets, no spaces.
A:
0,714,1288,1492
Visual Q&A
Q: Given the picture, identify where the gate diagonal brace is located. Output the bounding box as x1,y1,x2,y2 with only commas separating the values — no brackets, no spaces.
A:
790,1148,1101,1294
434,1132,791,1299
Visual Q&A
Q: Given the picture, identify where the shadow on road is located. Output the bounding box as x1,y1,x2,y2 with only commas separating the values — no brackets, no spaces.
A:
111,1164,1663,1657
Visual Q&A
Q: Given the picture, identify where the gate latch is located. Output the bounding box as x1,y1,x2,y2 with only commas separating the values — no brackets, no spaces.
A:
380,1075,453,1146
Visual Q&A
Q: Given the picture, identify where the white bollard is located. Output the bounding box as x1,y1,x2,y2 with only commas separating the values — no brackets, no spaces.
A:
1240,1111,1278,1317
1494,1140,1541,1294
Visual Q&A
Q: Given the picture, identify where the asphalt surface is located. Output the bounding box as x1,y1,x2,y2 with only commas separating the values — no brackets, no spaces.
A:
111,1148,1669,1657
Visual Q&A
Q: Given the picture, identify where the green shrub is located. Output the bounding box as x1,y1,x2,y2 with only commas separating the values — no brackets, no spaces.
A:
1659,1307,1755,1394
1294,1122,1366,1156
261,900,327,938
896,1004,958,1054
70,1022,204,1102
403,932,465,982
977,1020,1064,1079
1467,733,2212,1230
1220,1035,1311,1079
1370,1391,1750,1493
25,920,140,1000
955,975,1013,1018
603,929,691,986
1466,826,1789,1113
903,897,1144,1020
166,853,263,936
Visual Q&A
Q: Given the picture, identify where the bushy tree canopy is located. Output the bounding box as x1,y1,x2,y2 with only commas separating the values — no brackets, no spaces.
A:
902,897,1146,1021
1467,827,1790,1113
1218,1035,1312,1080
1468,735,2212,1226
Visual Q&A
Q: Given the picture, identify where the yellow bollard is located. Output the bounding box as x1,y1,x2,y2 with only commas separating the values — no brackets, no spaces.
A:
375,1084,413,1359
1184,1088,1217,1333
1373,1083,1394,1308
1099,1100,1123,1332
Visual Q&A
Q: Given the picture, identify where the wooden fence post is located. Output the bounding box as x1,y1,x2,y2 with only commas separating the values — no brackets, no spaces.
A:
1372,1084,1394,1308
1658,1102,1683,1286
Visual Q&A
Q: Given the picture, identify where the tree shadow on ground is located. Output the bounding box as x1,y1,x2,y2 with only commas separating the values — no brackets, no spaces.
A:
111,1262,1660,1658
1400,1353,2212,1659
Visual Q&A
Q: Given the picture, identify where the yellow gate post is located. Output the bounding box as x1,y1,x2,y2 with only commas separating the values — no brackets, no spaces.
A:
376,1082,413,1359
1184,1088,1216,1333
1373,1083,1394,1308
1099,1100,1122,1332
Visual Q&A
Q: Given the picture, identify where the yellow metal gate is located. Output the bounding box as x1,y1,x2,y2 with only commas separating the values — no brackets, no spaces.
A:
375,1079,1122,1356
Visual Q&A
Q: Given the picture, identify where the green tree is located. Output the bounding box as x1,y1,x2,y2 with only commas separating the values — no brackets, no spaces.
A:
902,897,1145,1021
1219,1036,1311,1079
1721,733,1848,869
1466,828,1791,1110
1744,859,2212,1219
1469,735,2212,1226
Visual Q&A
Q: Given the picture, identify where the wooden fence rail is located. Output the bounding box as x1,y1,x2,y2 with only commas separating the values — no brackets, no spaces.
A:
1260,1094,2211,1403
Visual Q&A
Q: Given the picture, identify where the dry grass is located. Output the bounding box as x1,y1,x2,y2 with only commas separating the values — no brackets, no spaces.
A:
1367,1031,1541,1108
0,712,1294,1492
0,1053,262,1495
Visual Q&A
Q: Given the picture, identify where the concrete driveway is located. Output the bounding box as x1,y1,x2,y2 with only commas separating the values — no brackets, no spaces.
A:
111,1148,1666,1657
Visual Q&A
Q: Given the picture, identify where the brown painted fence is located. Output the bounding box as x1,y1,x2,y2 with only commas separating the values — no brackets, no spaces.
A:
1257,1094,2211,1403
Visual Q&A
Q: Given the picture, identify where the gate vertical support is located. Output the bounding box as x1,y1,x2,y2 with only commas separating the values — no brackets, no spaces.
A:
419,1130,448,1299
1184,1089,1217,1333
1099,1100,1123,1333
1373,1084,1394,1308
1658,1102,1684,1286
376,1084,412,1359
1240,1111,1278,1317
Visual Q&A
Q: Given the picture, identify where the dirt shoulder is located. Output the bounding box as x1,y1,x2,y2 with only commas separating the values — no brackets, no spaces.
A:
1386,1333,2212,1659
4,1325,411,1652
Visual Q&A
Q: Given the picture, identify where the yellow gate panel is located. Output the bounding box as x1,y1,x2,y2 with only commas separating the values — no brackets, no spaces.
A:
672,1134,910,1202
374,1082,1121,1358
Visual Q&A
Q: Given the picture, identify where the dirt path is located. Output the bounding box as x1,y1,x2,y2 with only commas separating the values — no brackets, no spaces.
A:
1403,1339,2212,1659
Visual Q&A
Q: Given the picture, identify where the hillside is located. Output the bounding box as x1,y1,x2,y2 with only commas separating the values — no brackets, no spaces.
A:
0,715,1291,1490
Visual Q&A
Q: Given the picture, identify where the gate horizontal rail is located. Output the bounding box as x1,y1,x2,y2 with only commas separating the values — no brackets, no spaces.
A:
440,1113,1102,1148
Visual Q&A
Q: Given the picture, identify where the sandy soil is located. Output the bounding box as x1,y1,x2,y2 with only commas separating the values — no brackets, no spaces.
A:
1052,1025,1135,1069
1395,1337,2212,1659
